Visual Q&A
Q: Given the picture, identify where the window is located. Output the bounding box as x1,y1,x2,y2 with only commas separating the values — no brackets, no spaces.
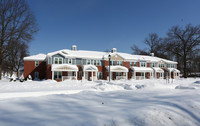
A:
98,72,102,79
116,72,122,76
59,58,62,64
133,62,137,66
119,61,122,66
159,64,165,68
68,58,72,64
110,61,115,66
130,62,132,66
94,60,97,65
54,57,63,64
35,61,39,67
54,72,62,80
87,59,91,65
34,72,39,79
150,63,156,67
140,62,146,67
117,61,120,65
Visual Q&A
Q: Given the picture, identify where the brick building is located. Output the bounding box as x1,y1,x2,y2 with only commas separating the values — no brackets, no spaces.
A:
24,45,180,81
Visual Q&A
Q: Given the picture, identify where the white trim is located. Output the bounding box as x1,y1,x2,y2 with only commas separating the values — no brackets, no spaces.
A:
52,64,78,71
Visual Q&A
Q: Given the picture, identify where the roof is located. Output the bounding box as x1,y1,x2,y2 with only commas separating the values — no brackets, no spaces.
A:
47,49,108,59
23,54,46,61
83,65,98,71
25,48,177,64
131,67,153,72
152,67,164,73
167,68,180,73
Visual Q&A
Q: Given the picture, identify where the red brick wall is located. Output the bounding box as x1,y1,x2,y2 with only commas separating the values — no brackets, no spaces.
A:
46,64,52,79
24,60,46,80
136,62,139,67
147,63,150,67
103,60,109,80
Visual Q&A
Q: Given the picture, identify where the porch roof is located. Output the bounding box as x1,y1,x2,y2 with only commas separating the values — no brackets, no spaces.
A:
106,66,128,72
51,64,78,71
167,68,180,73
152,67,164,73
83,65,98,72
131,67,153,72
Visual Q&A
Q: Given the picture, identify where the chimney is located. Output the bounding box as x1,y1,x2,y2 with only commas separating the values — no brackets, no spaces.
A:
111,48,117,53
72,45,77,51
150,53,154,57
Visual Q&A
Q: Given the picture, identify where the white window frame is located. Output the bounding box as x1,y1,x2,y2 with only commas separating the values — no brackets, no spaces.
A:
68,58,72,64
140,62,146,67
34,72,39,79
35,61,39,67
98,72,102,79
87,59,91,65
54,71,62,80
54,57,63,64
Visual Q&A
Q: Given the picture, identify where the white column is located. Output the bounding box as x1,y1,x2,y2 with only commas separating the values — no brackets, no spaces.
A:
95,71,97,80
76,71,77,80
169,71,171,79
126,72,128,80
83,71,85,80
134,72,136,79
52,71,54,80
92,71,94,81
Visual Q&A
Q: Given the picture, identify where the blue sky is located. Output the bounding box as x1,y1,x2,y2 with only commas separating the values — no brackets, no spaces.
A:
27,0,200,55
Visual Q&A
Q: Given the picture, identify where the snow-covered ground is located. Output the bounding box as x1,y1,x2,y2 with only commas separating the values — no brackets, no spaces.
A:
0,78,200,126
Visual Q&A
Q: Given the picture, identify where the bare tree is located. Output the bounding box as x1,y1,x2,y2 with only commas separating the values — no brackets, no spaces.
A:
131,44,149,55
0,0,38,79
3,42,29,76
131,33,168,58
165,24,200,78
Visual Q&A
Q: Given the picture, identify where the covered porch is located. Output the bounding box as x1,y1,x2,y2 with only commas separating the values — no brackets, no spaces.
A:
82,65,98,81
166,68,180,79
152,67,164,79
131,67,153,80
106,66,128,80
51,64,78,81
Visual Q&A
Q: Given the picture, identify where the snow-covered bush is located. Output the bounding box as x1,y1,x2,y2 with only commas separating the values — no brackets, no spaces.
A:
19,74,24,82
9,74,17,82
27,75,32,81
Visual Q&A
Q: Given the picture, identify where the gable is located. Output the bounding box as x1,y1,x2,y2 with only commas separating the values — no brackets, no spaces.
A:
111,54,124,61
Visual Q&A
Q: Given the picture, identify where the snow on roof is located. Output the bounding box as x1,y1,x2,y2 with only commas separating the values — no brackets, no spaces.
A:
51,64,78,71
48,49,108,59
24,54,46,61
167,68,180,73
83,65,98,71
46,48,177,64
131,67,153,72
106,66,128,72
152,67,164,73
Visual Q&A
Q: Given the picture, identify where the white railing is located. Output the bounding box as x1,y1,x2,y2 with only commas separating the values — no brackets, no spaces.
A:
62,76,76,81
116,76,126,80
136,76,145,80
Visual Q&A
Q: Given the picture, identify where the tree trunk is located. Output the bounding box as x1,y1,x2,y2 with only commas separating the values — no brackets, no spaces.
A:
0,65,2,80
183,55,187,78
